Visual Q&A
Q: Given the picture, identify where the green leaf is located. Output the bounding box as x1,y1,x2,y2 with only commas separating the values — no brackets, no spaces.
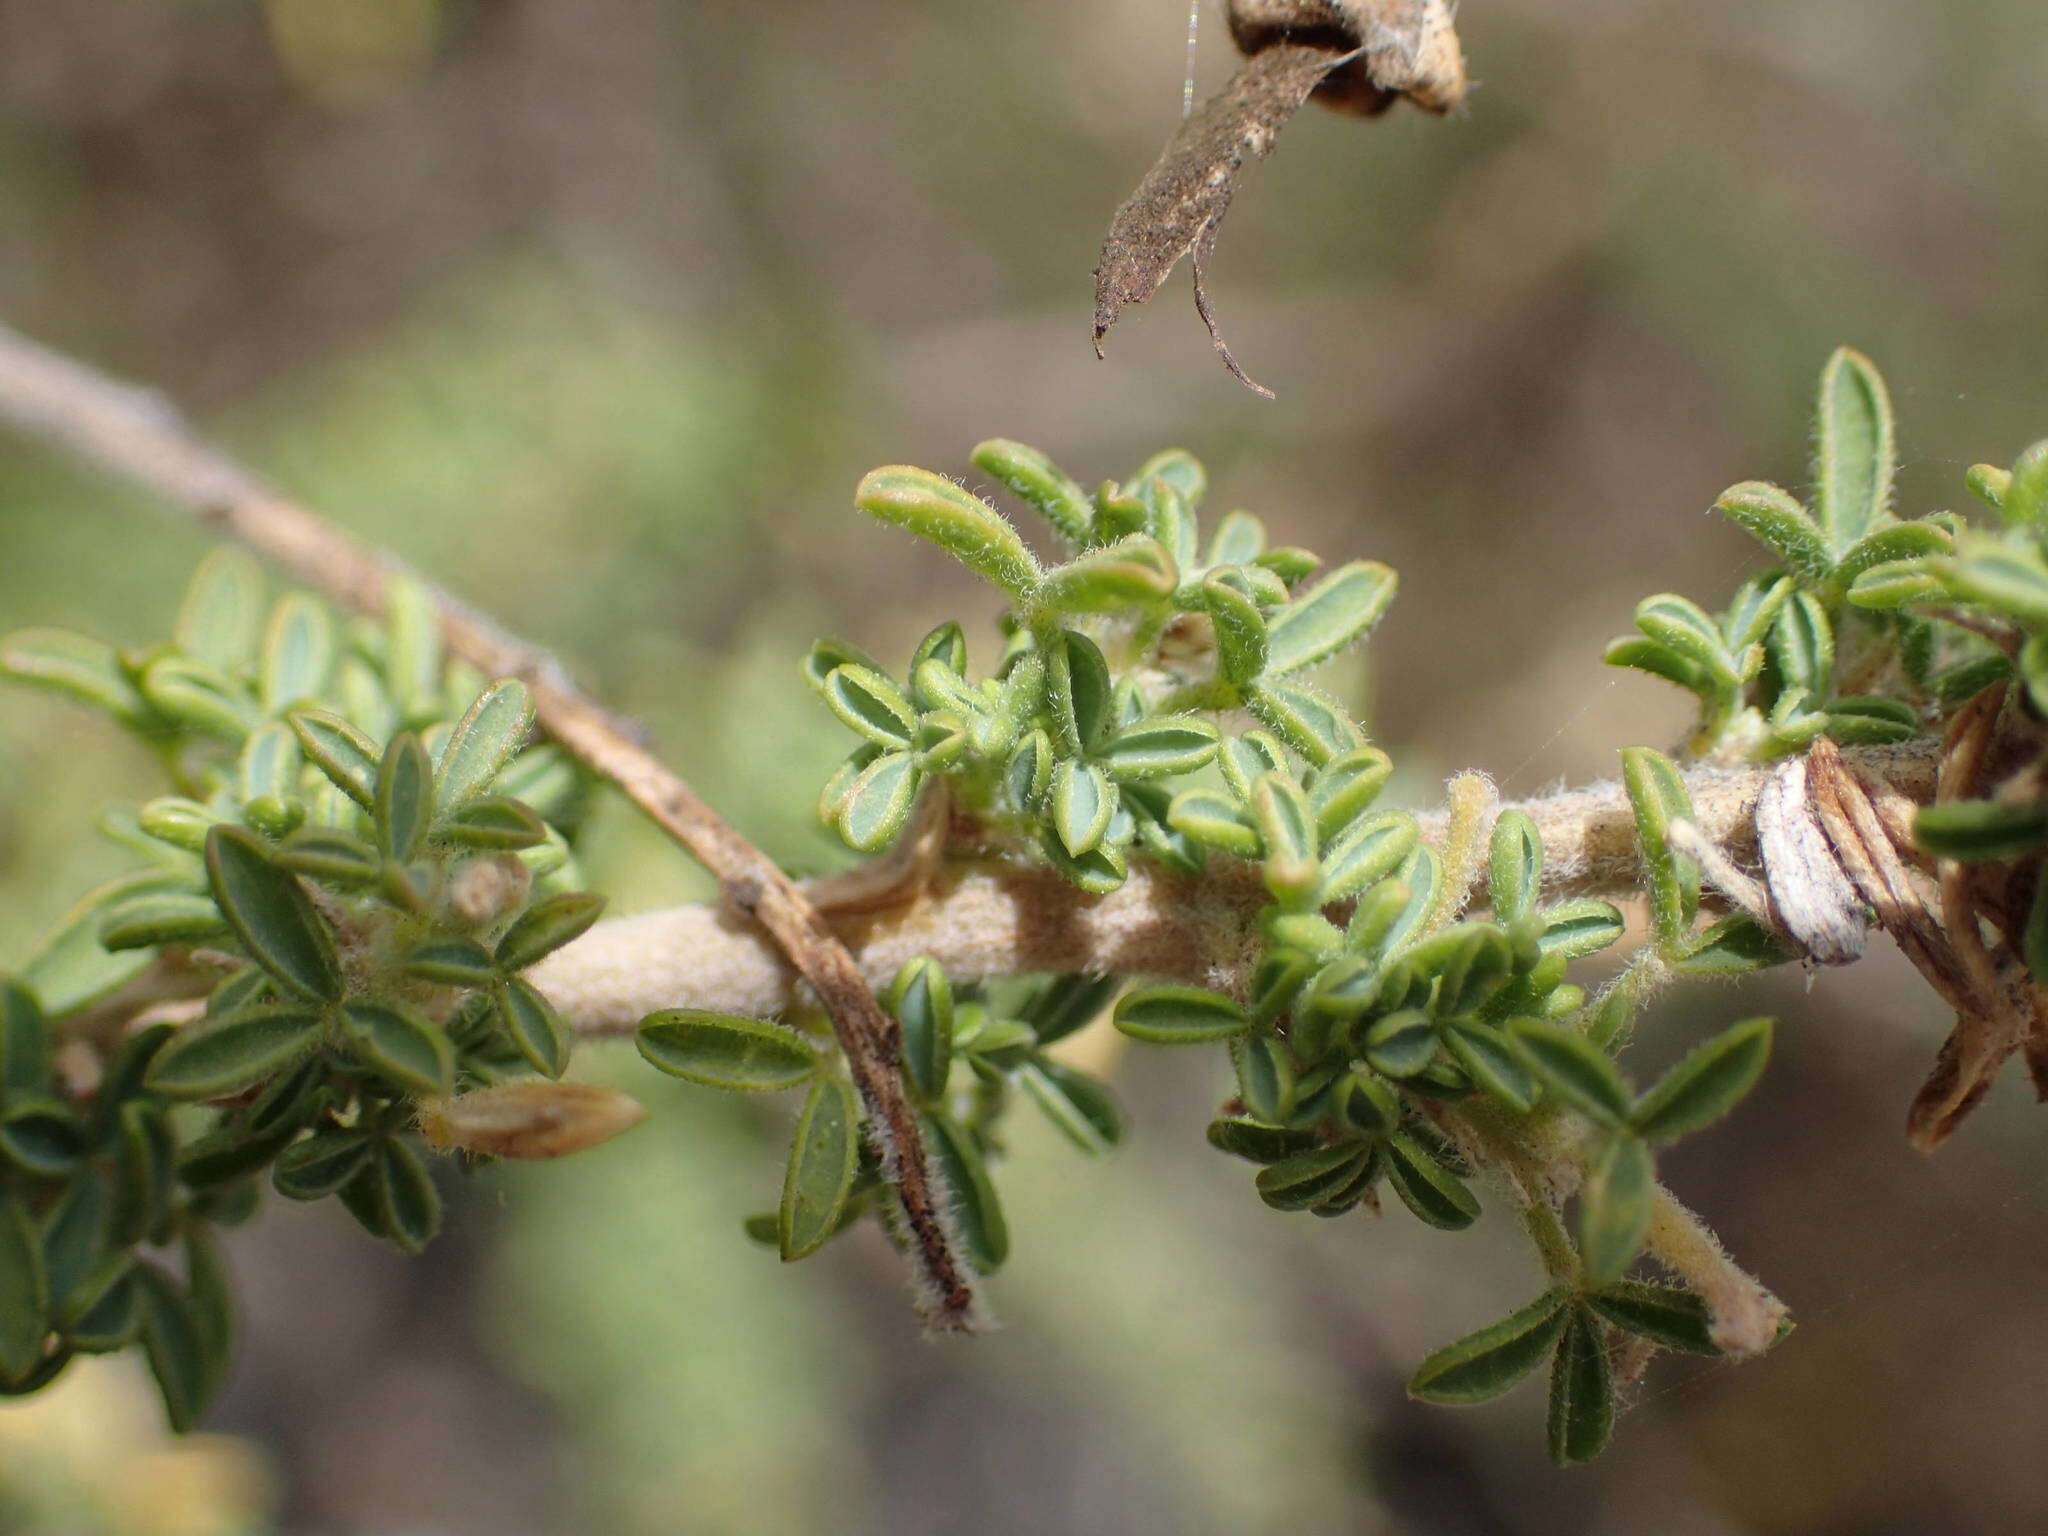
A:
143,1006,325,1099
0,982,51,1099
888,957,954,1101
40,1176,111,1315
1251,772,1319,902
14,884,165,1015
1207,509,1267,566
206,826,343,1003
340,1001,454,1098
374,732,435,863
1038,536,1178,612
0,1100,86,1177
136,797,226,854
835,750,922,852
1914,798,2048,862
1442,1023,1537,1113
1409,1288,1573,1405
1546,1307,1615,1464
1203,572,1269,687
182,1230,234,1405
1255,545,1319,584
1579,1134,1655,1285
98,892,231,952
1404,922,1514,1020
1714,482,1831,585
141,654,258,738
1631,1017,1772,1143
1095,715,1220,780
1219,731,1289,801
1264,560,1397,675
1307,747,1393,842
110,1100,174,1248
275,826,382,884
1245,680,1361,766
1823,694,1919,745
1382,1131,1480,1229
971,438,1094,547
1255,1141,1370,1212
1166,787,1260,858
1002,729,1053,815
1017,1059,1122,1154
1316,810,1418,906
381,578,444,724
780,1075,860,1260
441,796,548,850
1508,1019,1632,1125
0,1195,49,1383
801,637,884,697
1586,1281,1721,1356
2004,438,2048,526
1363,1008,1438,1078
176,548,266,672
1846,557,1947,609
1833,520,1953,589
1487,810,1543,925
925,1112,1008,1271
1112,985,1249,1044
436,681,535,812
63,1263,141,1355
1620,746,1698,951
1038,830,1128,894
1231,1034,1294,1123
1046,628,1114,752
373,1136,443,1254
637,1011,819,1090
1633,594,1738,685
1939,545,2048,628
1050,759,1115,857
823,664,917,748
237,720,303,809
260,592,336,711
290,710,382,809
491,977,572,1078
0,628,152,725
494,892,606,972
1205,1117,1319,1163
272,1127,373,1201
1603,636,1708,695
1536,900,1626,960
1019,973,1121,1046
1668,913,1795,975
402,938,499,987
1812,346,1896,560
1722,574,1796,653
855,465,1039,599
136,1265,211,1430
1770,590,1835,696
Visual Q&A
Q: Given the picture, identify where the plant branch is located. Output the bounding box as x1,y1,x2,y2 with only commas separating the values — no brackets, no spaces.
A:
0,321,980,1331
530,740,1941,1032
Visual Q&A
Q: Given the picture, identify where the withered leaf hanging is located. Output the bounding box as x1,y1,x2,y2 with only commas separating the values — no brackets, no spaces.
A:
1092,0,1467,397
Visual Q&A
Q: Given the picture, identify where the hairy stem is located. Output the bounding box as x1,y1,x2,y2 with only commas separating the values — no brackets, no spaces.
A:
533,741,1938,1032
0,321,980,1331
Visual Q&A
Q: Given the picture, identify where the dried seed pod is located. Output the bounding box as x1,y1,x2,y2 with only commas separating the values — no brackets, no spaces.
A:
1094,1,1466,393
1228,0,1467,117
418,1081,646,1160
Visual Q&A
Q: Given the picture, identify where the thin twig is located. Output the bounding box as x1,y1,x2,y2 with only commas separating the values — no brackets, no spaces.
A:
0,321,980,1330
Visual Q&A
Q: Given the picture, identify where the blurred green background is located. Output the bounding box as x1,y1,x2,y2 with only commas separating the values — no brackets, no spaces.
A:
3,1,2048,1531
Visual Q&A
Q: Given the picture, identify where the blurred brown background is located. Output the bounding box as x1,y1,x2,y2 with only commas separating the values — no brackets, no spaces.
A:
2,2,2046,1532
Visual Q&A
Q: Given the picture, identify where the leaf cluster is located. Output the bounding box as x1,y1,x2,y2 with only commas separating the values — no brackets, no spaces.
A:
809,442,1393,885
0,553,621,1425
